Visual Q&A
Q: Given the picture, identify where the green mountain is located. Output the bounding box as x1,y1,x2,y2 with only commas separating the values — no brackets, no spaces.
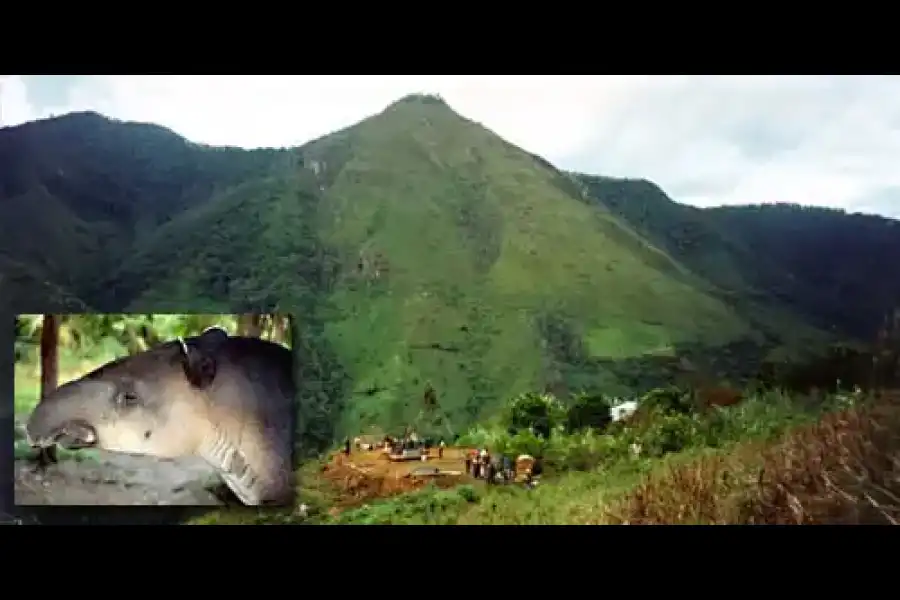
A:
574,175,900,339
2,94,898,448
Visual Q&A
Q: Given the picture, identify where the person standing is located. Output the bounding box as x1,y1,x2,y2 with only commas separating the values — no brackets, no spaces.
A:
438,439,446,459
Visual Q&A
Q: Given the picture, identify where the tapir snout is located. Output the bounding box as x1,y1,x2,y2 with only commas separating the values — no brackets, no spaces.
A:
27,380,117,449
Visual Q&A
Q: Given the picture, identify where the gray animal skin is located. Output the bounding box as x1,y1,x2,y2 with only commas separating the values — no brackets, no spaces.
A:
26,327,296,506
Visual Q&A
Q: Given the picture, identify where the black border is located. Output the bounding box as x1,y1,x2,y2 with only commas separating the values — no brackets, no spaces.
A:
1,315,14,523
4,5,898,75
1,523,883,593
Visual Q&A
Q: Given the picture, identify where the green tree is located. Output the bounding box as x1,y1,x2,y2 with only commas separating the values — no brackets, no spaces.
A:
640,386,693,415
504,392,565,439
565,392,613,433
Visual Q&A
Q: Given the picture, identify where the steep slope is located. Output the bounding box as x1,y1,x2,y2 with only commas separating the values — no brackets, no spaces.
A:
708,204,900,338
0,112,287,308
286,97,764,432
104,96,763,437
575,175,900,341
1,256,88,313
575,175,764,295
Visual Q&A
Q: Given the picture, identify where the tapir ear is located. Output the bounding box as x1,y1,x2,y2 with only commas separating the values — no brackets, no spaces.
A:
176,336,218,389
199,326,229,346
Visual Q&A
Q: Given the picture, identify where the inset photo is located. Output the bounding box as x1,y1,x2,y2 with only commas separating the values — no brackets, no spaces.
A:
13,314,295,507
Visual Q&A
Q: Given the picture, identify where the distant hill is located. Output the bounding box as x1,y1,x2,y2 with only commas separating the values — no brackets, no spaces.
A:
2,95,897,448
574,175,900,340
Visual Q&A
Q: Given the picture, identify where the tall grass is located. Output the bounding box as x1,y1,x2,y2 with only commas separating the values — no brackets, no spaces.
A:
605,392,900,524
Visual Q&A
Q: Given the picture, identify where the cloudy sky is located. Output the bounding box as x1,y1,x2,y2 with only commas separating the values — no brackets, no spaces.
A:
2,75,898,219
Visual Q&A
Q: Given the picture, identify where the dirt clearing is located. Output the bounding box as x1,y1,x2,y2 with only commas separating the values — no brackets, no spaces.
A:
320,446,471,510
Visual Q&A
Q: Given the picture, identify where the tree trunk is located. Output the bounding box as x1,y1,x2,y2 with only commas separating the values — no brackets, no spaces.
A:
37,314,59,466
273,314,288,344
40,314,59,399
260,314,273,340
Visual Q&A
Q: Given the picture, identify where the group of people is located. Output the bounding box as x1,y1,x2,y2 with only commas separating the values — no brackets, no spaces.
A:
464,449,521,485
386,435,446,456
344,433,420,455
344,433,448,460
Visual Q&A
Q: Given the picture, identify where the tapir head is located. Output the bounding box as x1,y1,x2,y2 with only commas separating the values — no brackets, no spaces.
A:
26,327,230,458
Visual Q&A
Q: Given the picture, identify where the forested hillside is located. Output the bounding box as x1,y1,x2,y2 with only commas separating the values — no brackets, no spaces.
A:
2,95,899,450
576,175,900,340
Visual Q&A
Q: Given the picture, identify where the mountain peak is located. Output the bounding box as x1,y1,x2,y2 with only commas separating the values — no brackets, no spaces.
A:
378,93,462,123
391,93,451,108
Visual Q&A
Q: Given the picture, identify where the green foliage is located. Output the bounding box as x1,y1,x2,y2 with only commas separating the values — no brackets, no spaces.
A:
14,314,265,358
503,392,566,438
565,391,613,433
577,174,900,342
640,386,694,415
458,387,837,475
635,411,703,457
329,484,479,525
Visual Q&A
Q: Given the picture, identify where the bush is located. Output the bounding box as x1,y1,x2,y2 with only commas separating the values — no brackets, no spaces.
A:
565,392,613,433
640,386,693,415
505,429,549,460
636,412,703,457
544,429,632,472
333,484,478,525
504,392,565,438
459,387,839,477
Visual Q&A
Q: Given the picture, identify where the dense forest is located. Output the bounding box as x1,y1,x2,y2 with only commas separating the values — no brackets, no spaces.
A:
2,94,900,450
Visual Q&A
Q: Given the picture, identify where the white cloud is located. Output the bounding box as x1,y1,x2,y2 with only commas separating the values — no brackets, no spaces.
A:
0,75,38,125
2,75,899,219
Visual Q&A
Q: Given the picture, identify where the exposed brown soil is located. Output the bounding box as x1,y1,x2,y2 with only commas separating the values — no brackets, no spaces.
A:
320,446,471,509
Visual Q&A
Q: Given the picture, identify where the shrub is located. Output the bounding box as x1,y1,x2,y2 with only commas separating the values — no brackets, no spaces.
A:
635,411,703,457
565,392,613,433
333,484,478,525
505,429,549,460
545,429,631,472
640,386,693,415
504,392,565,438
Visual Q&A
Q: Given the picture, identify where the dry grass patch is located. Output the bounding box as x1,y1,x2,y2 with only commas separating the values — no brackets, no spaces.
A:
605,394,900,525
